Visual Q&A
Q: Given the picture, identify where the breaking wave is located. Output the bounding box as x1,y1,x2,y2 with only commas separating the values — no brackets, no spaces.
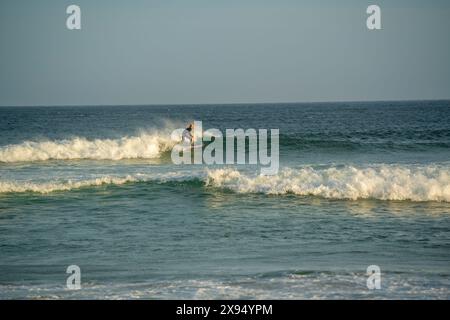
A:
206,165,450,202
0,133,174,163
1,164,449,202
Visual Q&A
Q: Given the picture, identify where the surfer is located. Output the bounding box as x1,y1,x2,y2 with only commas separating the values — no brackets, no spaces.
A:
182,123,194,145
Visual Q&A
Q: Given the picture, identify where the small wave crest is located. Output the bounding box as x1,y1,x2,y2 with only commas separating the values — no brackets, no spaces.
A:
0,133,174,163
0,172,201,194
0,176,140,194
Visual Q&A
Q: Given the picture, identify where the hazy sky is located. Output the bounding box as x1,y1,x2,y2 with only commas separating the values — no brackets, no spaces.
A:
1,0,449,106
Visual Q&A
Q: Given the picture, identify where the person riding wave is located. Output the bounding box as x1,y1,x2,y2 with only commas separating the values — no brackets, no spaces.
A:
182,123,194,145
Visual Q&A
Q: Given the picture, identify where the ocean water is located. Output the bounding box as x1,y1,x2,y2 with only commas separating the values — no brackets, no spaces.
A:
0,101,449,299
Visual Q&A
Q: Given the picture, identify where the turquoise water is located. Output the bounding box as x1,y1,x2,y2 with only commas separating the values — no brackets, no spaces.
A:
0,101,449,299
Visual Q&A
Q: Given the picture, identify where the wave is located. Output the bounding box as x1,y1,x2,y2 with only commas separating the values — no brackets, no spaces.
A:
2,129,449,164
0,133,175,163
1,165,449,202
206,165,450,202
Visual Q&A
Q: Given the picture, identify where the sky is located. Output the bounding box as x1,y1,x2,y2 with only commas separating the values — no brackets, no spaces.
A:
0,0,449,106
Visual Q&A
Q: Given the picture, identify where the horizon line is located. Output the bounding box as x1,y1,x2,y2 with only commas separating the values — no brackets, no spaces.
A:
1,98,449,108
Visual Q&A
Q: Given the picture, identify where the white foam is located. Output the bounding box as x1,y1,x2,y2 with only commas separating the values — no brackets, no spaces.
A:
2,273,448,299
0,133,174,162
206,165,450,202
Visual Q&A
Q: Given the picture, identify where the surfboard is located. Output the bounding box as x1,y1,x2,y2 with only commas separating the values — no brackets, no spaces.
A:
173,144,203,153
